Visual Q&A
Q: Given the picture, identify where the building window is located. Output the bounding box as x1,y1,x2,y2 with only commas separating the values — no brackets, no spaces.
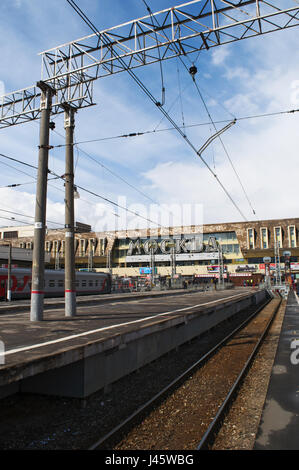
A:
247,228,255,249
80,239,87,257
3,231,18,239
260,227,268,249
288,225,297,248
274,226,282,248
89,238,96,255
53,240,60,254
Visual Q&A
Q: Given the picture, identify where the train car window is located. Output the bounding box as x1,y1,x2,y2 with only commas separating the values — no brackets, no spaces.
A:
82,280,86,287
49,280,55,288
95,280,98,286
75,281,79,287
58,280,64,288
89,280,93,287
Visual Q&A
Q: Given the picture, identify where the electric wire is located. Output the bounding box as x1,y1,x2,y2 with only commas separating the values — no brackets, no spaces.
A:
192,75,257,216
51,107,299,147
175,53,256,216
0,151,162,228
66,0,248,222
193,77,256,215
0,216,34,226
52,127,161,207
0,208,64,228
138,3,253,217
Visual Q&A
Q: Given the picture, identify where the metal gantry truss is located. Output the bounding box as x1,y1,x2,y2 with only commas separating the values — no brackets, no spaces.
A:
1,0,299,128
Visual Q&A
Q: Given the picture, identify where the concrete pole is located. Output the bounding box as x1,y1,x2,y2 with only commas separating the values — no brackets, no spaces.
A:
7,243,11,302
63,104,77,317
30,82,55,322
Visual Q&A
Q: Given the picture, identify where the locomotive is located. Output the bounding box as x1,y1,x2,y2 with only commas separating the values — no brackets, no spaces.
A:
0,268,112,300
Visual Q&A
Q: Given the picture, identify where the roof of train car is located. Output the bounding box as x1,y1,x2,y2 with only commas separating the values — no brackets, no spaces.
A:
0,268,109,276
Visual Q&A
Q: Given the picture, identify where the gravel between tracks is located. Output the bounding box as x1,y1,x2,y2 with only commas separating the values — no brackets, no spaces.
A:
0,297,284,450
113,297,283,450
211,297,286,450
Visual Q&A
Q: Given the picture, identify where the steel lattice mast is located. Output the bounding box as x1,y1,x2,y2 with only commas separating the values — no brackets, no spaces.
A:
1,0,299,128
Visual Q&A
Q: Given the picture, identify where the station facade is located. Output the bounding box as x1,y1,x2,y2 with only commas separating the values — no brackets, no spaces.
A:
1,217,298,283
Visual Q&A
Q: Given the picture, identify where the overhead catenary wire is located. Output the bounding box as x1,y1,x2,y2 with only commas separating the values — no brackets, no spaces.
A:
0,216,35,226
0,207,64,228
52,126,161,208
66,0,248,222
51,107,299,147
0,151,163,228
176,55,256,216
191,74,257,216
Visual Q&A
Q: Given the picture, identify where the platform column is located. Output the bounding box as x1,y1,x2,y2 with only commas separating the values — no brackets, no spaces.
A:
63,104,77,317
30,82,55,322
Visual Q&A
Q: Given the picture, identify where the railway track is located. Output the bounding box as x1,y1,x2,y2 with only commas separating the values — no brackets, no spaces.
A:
89,293,281,451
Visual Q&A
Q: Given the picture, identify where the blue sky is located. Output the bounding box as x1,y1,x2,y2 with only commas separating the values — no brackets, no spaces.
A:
0,0,299,232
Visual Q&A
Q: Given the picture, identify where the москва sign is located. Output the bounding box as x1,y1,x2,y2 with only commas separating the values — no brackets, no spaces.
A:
125,236,219,262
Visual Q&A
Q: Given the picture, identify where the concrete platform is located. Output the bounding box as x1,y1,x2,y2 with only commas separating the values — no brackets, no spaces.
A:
0,288,267,399
0,286,214,314
254,290,299,449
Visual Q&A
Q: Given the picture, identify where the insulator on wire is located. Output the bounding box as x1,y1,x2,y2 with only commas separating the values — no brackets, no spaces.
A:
189,65,197,79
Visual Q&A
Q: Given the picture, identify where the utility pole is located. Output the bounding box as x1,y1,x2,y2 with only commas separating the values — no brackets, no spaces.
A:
63,104,77,318
7,242,12,301
30,81,55,322
274,241,282,286
150,245,155,289
218,243,224,288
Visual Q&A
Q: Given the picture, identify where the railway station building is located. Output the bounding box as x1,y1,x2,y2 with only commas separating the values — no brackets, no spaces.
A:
0,217,298,285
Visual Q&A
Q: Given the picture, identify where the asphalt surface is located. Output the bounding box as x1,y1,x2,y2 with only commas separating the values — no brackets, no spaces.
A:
0,288,252,370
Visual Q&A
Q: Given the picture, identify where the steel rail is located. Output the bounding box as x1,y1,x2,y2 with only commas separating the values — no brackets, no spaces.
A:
88,292,272,450
197,293,282,450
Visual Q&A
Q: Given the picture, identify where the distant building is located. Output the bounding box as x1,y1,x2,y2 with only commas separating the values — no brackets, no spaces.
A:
1,217,298,282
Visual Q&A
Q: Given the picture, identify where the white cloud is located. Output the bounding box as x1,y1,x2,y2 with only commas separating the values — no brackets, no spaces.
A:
211,47,231,66
224,67,250,81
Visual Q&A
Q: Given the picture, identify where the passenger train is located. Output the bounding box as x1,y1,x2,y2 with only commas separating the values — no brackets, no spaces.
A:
0,268,112,300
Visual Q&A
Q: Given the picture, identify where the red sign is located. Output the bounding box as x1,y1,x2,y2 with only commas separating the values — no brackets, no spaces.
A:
259,263,276,270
